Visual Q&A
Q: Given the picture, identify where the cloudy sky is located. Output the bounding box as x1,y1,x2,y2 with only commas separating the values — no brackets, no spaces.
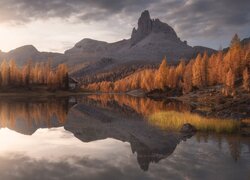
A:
0,0,249,53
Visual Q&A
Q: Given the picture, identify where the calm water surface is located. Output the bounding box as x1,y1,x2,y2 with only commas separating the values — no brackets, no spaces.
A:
0,95,249,180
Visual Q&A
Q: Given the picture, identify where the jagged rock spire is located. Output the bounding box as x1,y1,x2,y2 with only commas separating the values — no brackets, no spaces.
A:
131,10,178,46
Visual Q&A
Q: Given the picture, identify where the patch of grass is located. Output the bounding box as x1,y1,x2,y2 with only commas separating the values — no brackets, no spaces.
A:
148,111,241,133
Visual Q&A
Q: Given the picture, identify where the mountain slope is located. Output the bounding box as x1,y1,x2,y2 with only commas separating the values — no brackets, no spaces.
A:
1,10,249,83
66,10,215,65
66,10,216,82
0,45,66,66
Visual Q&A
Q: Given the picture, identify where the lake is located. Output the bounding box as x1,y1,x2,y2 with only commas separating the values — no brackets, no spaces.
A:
0,95,249,180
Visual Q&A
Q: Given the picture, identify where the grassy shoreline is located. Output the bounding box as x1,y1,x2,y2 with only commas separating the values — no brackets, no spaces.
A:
148,111,243,134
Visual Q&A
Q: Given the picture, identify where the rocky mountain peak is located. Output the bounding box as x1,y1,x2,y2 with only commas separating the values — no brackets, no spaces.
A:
140,10,151,20
138,10,152,33
10,45,38,54
7,45,39,62
131,10,178,46
131,10,152,45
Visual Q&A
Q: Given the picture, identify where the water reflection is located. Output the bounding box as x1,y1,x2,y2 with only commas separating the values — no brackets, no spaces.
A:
0,95,249,180
0,97,73,135
85,94,192,116
0,128,249,180
66,95,185,171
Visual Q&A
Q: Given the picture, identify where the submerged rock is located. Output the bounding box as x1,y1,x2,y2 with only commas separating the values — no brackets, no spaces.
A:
180,123,197,134
240,127,250,137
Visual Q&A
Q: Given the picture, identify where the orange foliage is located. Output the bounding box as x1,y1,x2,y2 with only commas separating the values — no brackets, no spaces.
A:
0,60,69,90
243,68,249,92
85,34,250,96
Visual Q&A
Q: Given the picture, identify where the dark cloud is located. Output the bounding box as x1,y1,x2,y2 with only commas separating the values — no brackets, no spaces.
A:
0,0,249,48
0,0,156,23
160,0,250,36
148,0,250,47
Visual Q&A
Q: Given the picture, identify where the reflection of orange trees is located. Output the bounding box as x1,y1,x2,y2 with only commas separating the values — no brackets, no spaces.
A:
0,100,68,129
87,94,190,116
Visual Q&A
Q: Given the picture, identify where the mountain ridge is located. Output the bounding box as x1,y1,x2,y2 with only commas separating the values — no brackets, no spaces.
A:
65,10,215,65
0,10,249,82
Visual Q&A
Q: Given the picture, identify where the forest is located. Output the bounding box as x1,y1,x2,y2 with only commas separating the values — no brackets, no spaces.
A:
85,34,250,96
0,60,69,90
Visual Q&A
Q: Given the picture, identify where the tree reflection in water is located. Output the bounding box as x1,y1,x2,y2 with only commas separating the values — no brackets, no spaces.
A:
0,94,248,171
0,97,72,134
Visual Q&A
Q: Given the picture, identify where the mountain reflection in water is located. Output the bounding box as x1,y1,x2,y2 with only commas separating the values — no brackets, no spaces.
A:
0,95,249,180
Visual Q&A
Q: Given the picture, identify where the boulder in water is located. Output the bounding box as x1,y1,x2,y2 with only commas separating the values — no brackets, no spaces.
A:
180,123,197,134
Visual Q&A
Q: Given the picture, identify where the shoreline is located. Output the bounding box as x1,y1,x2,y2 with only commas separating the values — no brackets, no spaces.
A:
0,90,248,136
0,89,249,120
0,91,92,97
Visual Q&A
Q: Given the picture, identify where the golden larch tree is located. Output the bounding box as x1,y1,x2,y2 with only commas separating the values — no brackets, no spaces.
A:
155,56,168,89
243,68,249,92
192,54,203,88
223,69,236,96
